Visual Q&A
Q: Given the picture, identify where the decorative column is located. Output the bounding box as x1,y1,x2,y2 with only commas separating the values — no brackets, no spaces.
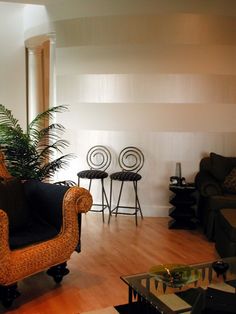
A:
25,33,56,124
27,46,44,123
49,34,56,110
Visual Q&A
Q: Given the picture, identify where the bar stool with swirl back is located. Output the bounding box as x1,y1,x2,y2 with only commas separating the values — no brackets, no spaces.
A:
77,145,111,222
109,146,144,225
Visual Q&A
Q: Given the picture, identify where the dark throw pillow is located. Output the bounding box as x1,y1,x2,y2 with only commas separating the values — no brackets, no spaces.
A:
222,167,236,194
210,152,231,182
0,178,31,231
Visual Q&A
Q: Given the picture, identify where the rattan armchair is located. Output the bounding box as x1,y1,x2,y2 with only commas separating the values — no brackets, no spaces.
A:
0,152,92,308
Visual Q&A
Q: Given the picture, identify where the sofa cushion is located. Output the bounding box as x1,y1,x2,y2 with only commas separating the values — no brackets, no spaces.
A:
110,171,142,181
207,194,236,212
195,171,222,197
0,177,31,231
222,167,236,194
218,208,236,242
9,216,59,250
210,152,232,182
77,169,108,179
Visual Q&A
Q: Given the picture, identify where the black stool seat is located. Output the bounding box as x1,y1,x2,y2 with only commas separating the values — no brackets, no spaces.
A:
78,170,108,180
110,171,141,181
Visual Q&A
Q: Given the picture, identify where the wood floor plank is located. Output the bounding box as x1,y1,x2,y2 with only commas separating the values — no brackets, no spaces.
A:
2,213,217,314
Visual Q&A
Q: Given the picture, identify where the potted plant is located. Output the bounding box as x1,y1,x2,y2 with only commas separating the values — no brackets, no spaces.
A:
0,104,73,181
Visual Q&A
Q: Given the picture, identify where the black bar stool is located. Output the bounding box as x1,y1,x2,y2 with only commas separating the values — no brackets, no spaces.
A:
109,146,144,225
77,145,111,222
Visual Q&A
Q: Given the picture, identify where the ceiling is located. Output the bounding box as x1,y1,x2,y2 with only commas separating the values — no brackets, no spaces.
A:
0,0,58,4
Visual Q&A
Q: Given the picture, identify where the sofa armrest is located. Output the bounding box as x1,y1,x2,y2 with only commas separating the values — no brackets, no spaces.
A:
63,186,92,215
0,185,92,286
0,209,10,261
195,171,222,197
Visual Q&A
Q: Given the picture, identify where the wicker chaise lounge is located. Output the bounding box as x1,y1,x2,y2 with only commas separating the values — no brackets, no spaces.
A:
0,152,92,307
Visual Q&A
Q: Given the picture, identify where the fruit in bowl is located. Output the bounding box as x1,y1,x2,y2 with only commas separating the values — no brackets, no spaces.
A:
149,264,199,288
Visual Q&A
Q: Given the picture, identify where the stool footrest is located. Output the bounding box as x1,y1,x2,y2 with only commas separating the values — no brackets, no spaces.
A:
90,204,110,213
111,211,140,216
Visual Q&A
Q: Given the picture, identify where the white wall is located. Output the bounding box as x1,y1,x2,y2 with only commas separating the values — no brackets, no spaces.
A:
23,0,236,217
23,4,52,39
0,3,26,127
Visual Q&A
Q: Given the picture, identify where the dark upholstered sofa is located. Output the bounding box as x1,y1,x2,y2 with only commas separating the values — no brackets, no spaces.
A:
195,152,236,241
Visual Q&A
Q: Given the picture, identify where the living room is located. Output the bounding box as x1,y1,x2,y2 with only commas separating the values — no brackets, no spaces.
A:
0,0,235,313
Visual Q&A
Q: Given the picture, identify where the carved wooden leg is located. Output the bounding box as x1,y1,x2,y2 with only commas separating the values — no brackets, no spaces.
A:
47,262,70,283
0,283,20,308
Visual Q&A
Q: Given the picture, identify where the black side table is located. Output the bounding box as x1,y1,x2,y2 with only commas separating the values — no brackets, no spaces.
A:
168,183,197,229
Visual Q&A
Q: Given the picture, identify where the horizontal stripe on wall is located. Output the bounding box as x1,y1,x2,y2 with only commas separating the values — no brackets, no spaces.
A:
56,45,236,76
57,73,236,104
56,102,236,133
47,0,236,21
55,14,236,47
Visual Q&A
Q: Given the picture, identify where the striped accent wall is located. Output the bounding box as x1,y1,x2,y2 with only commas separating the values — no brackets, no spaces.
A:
39,0,236,216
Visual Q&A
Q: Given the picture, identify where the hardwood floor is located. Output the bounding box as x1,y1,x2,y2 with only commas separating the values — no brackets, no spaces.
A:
2,213,218,314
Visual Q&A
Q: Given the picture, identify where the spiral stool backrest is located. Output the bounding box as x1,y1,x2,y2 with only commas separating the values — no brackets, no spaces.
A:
118,146,144,173
87,145,111,171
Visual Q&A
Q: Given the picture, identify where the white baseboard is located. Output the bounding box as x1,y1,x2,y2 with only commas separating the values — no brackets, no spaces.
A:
142,205,170,217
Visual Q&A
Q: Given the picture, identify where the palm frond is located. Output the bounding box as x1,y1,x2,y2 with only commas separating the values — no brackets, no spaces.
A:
28,105,68,134
38,154,74,180
0,104,73,180
29,123,66,146
3,143,40,179
0,125,26,140
0,105,23,133
36,142,70,166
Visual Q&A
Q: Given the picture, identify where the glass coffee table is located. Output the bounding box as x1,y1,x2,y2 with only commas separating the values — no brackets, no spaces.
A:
121,257,236,314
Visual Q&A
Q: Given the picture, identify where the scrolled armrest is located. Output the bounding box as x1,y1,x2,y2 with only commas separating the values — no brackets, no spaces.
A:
195,171,222,197
0,209,10,260
63,186,92,214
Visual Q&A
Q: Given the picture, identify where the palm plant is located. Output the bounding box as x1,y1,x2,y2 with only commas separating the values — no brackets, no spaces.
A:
0,104,73,180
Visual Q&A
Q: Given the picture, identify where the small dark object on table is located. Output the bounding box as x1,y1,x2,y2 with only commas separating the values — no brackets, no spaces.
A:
212,260,229,279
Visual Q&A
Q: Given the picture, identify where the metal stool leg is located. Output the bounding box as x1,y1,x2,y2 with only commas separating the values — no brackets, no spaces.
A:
133,181,138,226
109,180,143,225
101,179,105,223
115,181,124,217
133,181,143,220
80,178,110,222
108,179,113,224
102,181,111,221
88,179,92,191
